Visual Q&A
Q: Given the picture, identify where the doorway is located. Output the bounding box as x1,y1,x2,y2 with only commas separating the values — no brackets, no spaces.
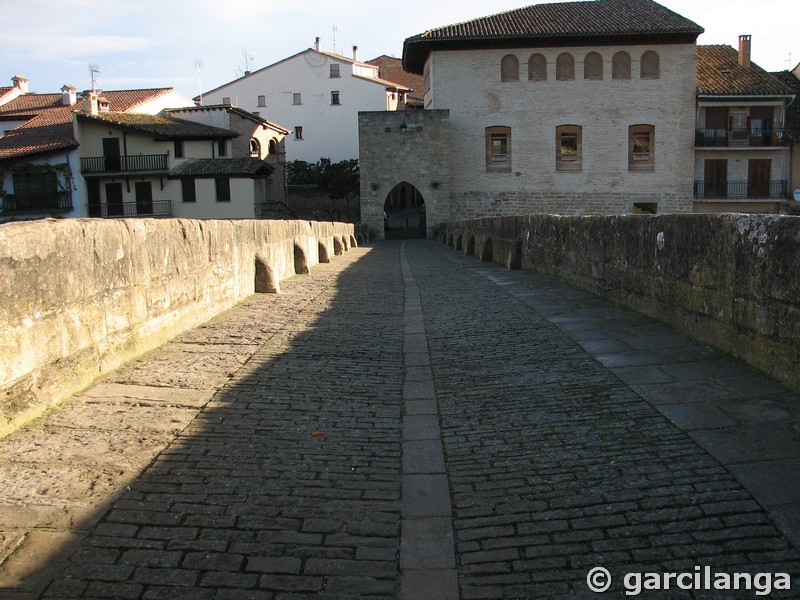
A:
383,182,425,239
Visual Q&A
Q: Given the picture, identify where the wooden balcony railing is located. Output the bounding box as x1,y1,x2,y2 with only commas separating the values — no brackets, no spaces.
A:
81,154,169,173
86,199,172,218
1,192,73,213
693,180,788,200
695,129,786,148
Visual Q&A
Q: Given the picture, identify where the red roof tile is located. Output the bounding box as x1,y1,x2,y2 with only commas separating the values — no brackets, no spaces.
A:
403,0,704,73
0,88,181,162
697,45,795,97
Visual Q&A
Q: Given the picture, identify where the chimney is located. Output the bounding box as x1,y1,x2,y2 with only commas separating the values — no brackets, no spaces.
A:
12,75,29,94
61,84,77,106
353,45,359,62
738,35,752,68
315,37,321,52
81,90,108,115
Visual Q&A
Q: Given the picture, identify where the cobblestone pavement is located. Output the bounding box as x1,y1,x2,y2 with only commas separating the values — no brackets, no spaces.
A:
1,239,799,599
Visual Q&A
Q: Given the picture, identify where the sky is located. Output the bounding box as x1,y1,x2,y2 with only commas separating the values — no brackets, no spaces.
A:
2,0,798,100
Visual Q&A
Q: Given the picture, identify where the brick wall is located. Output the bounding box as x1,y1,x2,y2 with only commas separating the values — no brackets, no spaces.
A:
430,43,697,216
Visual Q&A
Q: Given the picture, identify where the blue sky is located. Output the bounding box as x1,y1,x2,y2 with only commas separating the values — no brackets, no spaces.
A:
3,0,797,99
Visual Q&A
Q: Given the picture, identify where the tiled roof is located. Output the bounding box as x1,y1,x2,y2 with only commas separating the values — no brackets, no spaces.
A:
76,111,237,140
165,105,291,135
403,0,704,73
170,157,274,178
0,107,77,160
0,88,186,162
771,71,800,139
697,45,796,97
367,56,425,95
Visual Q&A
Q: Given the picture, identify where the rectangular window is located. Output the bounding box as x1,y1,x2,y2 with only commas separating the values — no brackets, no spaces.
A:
330,64,340,78
215,177,231,203
490,135,508,161
222,97,231,105
556,125,582,171
293,93,302,105
485,126,512,172
629,124,655,172
295,126,303,140
181,178,196,203
257,95,266,107
217,139,227,157
174,140,184,158
331,91,340,105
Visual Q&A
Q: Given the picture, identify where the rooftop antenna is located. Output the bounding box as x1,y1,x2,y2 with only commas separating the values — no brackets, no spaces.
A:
332,24,338,54
195,60,204,105
89,63,100,91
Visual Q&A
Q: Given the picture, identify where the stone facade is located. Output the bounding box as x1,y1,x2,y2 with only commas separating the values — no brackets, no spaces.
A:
428,44,697,218
442,213,800,391
359,110,451,239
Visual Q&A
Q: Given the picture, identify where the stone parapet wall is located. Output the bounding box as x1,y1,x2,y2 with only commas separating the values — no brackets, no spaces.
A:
443,214,800,390
0,218,356,437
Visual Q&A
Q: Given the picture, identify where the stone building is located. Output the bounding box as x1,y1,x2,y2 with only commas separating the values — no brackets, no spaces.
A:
359,0,704,239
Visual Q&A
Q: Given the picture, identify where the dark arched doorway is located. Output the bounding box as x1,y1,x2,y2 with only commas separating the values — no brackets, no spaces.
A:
383,182,426,239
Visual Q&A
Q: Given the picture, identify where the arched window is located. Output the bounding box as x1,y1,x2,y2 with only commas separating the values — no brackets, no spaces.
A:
249,138,261,158
528,53,547,80
501,54,519,82
556,53,575,80
612,51,631,79
584,52,603,80
486,126,512,172
268,138,278,155
640,51,660,79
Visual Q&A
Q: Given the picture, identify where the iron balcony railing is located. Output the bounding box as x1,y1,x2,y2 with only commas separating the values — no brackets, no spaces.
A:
1,191,73,213
695,128,786,148
87,199,172,218
693,180,788,200
80,154,169,173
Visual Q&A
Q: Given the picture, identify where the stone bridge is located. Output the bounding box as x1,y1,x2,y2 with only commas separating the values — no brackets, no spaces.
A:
0,215,799,598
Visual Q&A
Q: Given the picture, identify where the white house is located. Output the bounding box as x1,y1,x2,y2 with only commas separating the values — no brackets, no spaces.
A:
693,37,796,214
73,95,282,220
399,0,705,219
0,80,193,221
199,40,412,164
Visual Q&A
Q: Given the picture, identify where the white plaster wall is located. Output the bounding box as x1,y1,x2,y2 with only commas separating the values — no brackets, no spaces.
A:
172,178,257,219
201,50,394,163
129,90,194,113
428,43,697,215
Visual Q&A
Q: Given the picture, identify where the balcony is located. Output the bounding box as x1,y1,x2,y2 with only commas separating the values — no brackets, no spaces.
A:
81,154,169,174
695,128,786,148
693,180,788,200
87,199,172,218
1,192,73,214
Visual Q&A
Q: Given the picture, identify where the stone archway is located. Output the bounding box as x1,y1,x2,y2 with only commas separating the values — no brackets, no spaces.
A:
358,110,450,240
383,182,426,239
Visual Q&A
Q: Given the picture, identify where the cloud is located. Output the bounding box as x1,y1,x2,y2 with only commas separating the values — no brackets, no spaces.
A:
2,34,155,63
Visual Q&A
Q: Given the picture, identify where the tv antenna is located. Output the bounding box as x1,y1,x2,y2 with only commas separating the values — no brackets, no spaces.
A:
89,63,100,91
332,24,338,54
195,60,204,105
